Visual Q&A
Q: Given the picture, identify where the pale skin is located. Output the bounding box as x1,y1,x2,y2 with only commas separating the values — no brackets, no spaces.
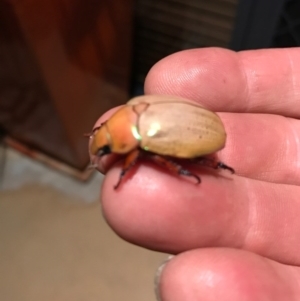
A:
90,47,300,300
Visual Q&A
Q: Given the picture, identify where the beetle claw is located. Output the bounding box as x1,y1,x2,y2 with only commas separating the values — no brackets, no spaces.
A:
216,162,235,174
179,168,201,184
193,174,201,184
114,171,125,190
113,182,120,190
192,157,235,175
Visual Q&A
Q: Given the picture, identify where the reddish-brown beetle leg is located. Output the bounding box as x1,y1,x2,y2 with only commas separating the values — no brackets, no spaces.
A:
114,149,140,190
149,154,201,184
216,162,235,174
194,157,235,174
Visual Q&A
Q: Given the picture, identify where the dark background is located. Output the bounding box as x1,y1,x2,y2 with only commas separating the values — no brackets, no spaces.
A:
0,0,298,175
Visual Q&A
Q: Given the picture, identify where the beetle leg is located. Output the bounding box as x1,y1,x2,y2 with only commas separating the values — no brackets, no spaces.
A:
216,162,235,174
114,149,140,190
149,154,201,184
193,157,235,174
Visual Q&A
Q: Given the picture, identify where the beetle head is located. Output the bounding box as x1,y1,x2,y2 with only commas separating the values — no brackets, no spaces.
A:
90,123,112,157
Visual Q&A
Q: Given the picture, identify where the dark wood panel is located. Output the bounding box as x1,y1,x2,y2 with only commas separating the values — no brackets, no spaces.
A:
132,0,237,85
0,0,133,170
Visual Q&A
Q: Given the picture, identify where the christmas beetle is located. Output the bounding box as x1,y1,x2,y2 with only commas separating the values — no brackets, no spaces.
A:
87,95,234,189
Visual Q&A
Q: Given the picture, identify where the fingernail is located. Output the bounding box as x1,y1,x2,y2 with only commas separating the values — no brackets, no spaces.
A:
155,255,174,301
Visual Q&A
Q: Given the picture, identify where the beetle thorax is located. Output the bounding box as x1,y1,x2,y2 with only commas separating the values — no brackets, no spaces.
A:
105,106,141,154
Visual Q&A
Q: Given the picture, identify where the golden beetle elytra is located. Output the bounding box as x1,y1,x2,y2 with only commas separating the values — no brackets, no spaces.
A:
87,95,234,189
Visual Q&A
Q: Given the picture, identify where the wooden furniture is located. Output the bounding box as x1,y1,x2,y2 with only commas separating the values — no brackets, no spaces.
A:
132,0,238,85
0,0,133,173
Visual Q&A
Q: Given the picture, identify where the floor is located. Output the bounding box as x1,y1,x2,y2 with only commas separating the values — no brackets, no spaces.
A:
0,148,167,301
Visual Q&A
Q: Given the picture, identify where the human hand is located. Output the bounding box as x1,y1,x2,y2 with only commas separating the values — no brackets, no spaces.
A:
91,47,300,300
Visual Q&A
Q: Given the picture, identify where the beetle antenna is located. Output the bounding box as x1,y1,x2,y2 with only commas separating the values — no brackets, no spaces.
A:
83,123,106,138
83,133,92,138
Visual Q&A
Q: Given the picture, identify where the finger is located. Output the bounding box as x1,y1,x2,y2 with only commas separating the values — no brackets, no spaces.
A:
158,248,299,301
145,47,300,118
101,162,300,265
217,112,300,186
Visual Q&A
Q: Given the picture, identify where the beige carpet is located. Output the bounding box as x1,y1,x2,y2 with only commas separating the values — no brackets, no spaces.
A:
0,184,166,301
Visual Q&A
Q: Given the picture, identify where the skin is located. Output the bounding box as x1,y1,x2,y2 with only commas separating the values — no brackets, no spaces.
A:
90,47,300,300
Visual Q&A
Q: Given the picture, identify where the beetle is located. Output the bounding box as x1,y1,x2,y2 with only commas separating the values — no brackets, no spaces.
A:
87,95,234,189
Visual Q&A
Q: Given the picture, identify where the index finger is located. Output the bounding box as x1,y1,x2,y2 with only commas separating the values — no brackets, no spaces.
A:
145,47,300,118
